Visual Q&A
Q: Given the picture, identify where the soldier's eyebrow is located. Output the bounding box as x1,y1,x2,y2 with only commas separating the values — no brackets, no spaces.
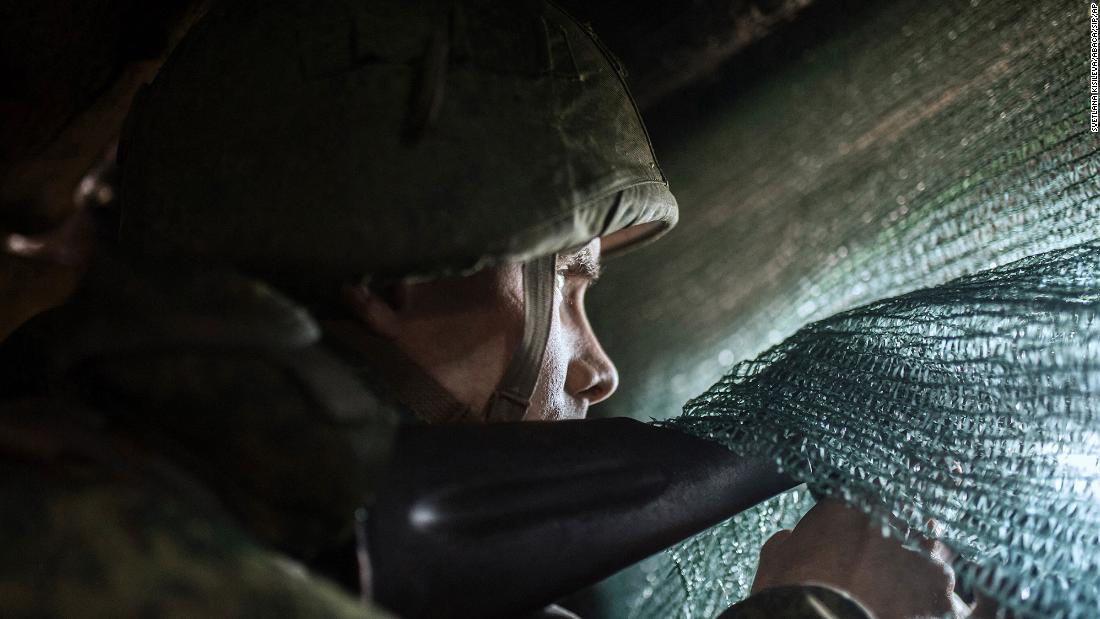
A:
558,246,601,282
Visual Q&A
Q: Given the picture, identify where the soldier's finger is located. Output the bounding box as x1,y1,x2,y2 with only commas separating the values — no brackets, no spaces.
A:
759,528,792,558
751,528,794,593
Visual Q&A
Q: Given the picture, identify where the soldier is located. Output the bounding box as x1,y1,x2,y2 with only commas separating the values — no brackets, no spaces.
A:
0,1,957,617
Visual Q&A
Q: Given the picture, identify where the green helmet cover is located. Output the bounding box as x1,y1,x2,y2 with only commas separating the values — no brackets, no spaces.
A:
117,0,677,288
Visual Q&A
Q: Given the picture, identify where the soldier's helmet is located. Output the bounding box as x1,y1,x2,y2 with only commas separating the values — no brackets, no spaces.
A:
117,0,677,288
116,0,679,422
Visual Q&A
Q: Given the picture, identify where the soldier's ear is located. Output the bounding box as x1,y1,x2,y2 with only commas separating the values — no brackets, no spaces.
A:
342,282,404,338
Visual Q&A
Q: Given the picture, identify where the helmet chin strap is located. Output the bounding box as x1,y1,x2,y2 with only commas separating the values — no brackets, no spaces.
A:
484,254,557,422
327,254,557,424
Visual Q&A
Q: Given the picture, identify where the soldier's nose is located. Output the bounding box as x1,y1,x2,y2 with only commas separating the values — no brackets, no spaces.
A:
568,348,618,405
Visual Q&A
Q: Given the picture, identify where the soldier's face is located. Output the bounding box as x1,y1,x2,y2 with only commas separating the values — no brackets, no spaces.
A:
527,239,619,421
347,239,617,422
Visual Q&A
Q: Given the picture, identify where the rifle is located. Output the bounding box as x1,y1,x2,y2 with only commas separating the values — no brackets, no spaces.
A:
366,417,796,618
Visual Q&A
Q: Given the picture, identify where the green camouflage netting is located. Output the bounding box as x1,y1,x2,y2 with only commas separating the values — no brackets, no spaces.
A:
584,0,1100,616
663,242,1100,618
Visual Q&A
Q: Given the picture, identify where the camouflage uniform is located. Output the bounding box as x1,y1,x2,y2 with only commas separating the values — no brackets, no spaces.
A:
0,260,396,617
0,424,388,619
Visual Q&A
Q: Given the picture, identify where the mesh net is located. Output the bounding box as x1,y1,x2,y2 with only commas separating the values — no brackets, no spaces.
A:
582,0,1100,616
661,242,1100,618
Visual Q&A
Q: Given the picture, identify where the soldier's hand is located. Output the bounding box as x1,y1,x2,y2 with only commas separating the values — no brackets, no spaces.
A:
750,499,959,619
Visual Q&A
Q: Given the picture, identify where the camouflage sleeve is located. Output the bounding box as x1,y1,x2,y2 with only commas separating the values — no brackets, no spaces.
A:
0,461,393,619
717,585,875,619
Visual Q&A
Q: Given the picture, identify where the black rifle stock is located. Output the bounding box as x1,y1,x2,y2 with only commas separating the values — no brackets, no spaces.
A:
366,417,796,618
